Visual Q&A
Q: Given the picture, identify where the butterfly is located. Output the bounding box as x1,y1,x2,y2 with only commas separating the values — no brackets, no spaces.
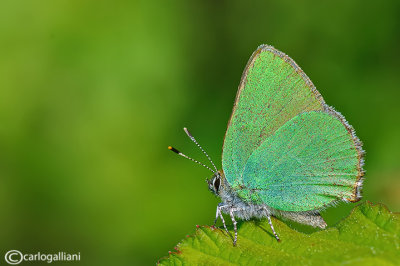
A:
169,44,365,246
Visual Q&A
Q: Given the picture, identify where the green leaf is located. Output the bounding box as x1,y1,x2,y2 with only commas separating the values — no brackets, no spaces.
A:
158,202,400,265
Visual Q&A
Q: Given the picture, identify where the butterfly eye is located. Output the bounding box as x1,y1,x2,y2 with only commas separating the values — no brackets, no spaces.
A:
213,177,220,192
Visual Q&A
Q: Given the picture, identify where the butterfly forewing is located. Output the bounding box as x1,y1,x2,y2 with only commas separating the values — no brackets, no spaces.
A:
223,45,325,189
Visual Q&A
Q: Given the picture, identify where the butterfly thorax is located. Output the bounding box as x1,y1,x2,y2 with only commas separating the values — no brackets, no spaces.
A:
207,170,273,220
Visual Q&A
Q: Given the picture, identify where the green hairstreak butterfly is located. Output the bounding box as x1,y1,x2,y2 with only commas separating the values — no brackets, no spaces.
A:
169,44,365,245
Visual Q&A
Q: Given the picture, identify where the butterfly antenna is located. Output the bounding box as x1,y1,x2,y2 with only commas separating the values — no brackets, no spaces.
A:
183,127,218,173
168,146,216,173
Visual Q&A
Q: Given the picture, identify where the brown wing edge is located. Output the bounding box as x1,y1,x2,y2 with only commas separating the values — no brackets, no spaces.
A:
222,44,327,166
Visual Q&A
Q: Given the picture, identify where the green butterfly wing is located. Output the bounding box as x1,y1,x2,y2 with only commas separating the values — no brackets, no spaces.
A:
239,111,363,211
223,45,325,188
222,45,364,211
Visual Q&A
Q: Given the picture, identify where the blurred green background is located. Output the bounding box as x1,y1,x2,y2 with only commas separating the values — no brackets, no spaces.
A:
0,0,399,265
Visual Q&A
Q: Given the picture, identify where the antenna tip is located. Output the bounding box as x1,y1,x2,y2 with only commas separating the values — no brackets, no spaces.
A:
168,146,180,154
183,127,192,137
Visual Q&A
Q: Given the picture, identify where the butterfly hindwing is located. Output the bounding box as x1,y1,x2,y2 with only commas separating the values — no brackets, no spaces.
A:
238,111,362,211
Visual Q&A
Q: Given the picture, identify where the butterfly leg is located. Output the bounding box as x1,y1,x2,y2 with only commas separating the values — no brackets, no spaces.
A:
229,208,238,246
214,204,233,239
213,204,221,227
264,207,280,242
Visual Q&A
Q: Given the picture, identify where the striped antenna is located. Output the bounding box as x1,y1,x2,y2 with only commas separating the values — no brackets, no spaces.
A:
168,146,216,173
183,127,218,173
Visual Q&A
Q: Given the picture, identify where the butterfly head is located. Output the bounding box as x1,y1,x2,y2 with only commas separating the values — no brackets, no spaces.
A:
207,171,222,195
